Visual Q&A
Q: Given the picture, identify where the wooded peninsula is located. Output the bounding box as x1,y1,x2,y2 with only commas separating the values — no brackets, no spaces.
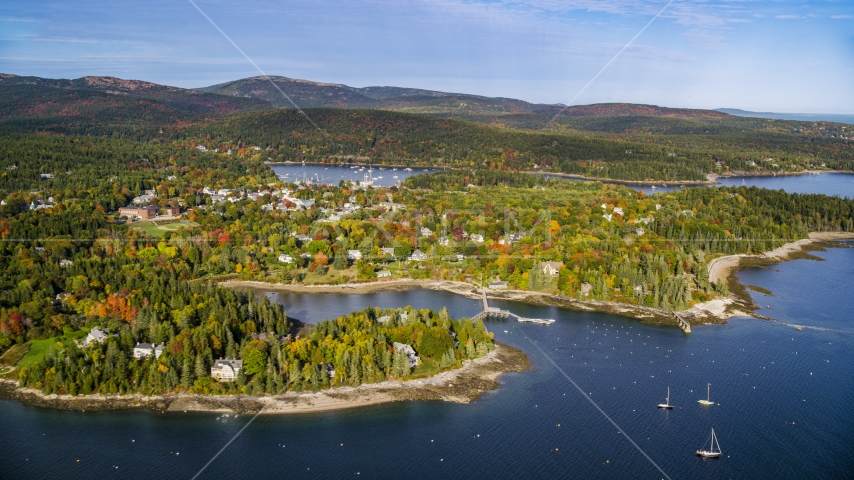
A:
1,75,852,403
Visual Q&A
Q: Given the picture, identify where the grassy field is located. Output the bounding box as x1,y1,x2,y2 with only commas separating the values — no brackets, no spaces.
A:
17,337,68,368
128,218,197,237
411,359,441,378
0,344,30,365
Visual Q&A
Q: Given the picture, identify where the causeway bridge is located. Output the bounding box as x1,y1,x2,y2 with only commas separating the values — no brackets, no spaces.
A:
472,289,555,325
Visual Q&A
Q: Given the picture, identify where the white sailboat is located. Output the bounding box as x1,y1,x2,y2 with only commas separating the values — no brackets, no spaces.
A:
657,387,673,409
696,428,722,458
698,383,714,405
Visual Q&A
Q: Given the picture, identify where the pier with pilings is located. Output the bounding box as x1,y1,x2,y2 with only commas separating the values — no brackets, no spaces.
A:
471,290,555,325
673,312,692,333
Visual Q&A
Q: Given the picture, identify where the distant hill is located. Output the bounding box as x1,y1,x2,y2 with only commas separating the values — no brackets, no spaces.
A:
198,75,562,115
560,103,730,119
1,72,851,182
0,73,271,114
0,84,203,138
199,76,748,123
717,108,854,126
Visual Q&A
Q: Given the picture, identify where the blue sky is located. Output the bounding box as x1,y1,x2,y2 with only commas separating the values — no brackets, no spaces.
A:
1,0,852,112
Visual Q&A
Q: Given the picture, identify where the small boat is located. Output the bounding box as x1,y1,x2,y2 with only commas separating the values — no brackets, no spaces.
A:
404,167,413,171
651,185,658,190
696,428,722,458
657,387,673,409
698,383,714,406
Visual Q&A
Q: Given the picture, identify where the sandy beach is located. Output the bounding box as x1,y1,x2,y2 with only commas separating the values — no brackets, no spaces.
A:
0,342,530,415
708,232,854,284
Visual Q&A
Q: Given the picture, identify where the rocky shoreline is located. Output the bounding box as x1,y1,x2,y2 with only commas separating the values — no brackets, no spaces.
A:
0,343,529,415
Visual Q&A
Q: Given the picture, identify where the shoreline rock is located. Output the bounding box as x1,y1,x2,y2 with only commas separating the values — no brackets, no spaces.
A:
0,343,529,415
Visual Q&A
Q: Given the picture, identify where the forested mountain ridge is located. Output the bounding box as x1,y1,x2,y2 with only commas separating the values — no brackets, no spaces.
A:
2,74,852,182
0,73,271,114
198,76,736,119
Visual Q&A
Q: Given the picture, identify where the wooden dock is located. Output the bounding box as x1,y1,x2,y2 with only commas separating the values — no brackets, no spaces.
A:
473,290,555,325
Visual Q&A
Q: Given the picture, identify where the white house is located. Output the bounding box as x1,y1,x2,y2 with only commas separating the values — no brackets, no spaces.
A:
456,253,466,261
59,259,73,268
347,249,362,260
380,247,395,259
613,207,624,216
488,280,508,289
82,327,111,347
378,201,406,211
469,234,484,243
420,227,433,237
211,358,244,382
377,270,391,278
437,236,450,246
409,249,427,261
131,194,154,205
393,342,420,368
278,254,294,264
541,261,564,276
133,342,165,359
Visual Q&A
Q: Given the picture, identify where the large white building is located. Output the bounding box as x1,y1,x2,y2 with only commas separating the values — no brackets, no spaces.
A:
211,358,244,382
132,342,165,359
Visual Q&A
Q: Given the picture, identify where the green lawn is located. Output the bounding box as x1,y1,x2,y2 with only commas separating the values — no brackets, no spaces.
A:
0,344,30,365
128,219,197,237
411,359,441,378
17,337,70,368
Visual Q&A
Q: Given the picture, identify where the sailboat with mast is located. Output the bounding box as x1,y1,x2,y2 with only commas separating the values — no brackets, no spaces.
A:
657,387,673,409
698,383,714,406
696,428,722,458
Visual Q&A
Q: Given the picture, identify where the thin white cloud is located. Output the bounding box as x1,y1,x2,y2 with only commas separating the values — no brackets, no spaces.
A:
0,16,42,23
28,36,143,46
830,15,853,19
682,30,728,50
775,15,802,20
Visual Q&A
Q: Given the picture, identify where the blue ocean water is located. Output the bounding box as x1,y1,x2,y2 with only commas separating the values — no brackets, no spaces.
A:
543,171,854,197
2,245,853,479
715,173,854,199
